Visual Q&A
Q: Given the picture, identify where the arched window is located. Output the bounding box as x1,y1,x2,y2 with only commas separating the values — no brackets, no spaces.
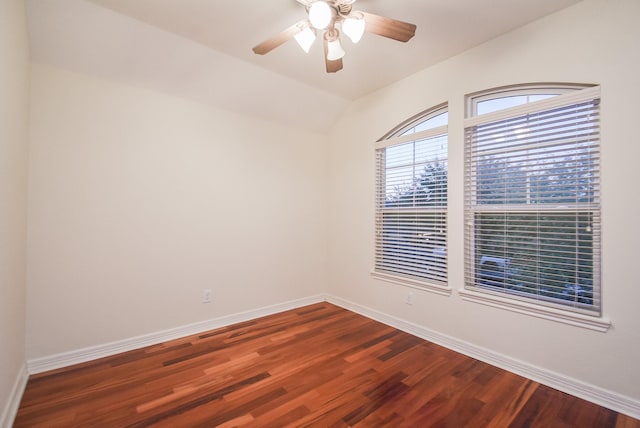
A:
373,105,450,295
463,84,602,317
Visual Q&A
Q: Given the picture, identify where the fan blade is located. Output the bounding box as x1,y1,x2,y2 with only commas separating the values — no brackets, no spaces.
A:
252,22,304,55
323,36,343,73
361,11,416,42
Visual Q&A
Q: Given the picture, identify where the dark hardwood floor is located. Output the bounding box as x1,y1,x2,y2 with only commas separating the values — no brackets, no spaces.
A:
14,303,640,427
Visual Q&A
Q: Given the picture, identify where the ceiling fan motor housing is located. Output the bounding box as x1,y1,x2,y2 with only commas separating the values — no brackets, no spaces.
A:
318,0,354,18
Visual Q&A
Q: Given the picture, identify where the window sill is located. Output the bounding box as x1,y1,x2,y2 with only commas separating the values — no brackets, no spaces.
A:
371,271,452,297
458,288,611,332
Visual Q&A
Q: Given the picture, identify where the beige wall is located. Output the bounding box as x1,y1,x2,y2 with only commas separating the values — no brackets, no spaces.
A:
0,0,29,421
13,0,640,417
327,0,640,401
26,64,328,359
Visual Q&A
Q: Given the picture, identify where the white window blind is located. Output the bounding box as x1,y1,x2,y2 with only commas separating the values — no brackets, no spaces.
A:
374,109,448,289
464,86,601,315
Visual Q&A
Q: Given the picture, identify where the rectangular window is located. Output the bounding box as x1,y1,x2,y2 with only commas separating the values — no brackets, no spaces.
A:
464,87,601,315
374,116,448,293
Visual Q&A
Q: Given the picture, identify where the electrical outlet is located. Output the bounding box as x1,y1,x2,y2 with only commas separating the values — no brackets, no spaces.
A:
202,289,212,303
405,291,414,306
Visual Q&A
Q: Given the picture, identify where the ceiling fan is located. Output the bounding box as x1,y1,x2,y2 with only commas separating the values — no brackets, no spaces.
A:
252,0,417,73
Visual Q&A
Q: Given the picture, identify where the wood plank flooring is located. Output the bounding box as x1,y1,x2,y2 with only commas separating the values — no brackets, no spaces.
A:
14,303,640,427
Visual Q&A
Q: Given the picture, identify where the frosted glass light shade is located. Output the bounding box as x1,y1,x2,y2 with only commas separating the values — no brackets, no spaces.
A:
326,38,345,60
309,1,332,30
342,16,365,43
294,26,316,53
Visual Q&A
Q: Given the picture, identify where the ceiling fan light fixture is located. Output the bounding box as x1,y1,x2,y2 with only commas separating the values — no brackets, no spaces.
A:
252,0,417,73
309,1,332,30
326,37,345,61
342,14,365,43
294,25,316,53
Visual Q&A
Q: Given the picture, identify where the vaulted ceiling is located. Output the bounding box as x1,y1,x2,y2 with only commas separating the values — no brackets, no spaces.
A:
27,0,582,133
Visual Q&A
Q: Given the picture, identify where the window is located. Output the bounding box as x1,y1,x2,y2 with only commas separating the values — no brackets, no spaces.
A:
373,106,449,294
464,84,602,318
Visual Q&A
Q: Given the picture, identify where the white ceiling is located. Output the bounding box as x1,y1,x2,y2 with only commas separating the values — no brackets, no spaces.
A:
27,0,582,133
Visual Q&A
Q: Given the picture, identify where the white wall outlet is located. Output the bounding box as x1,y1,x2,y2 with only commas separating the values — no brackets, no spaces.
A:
405,291,414,305
202,289,212,303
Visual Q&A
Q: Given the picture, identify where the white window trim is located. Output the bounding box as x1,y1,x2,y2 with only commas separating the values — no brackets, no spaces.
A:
373,107,449,295
458,288,610,332
466,83,587,116
371,271,452,296
463,85,607,330
464,86,600,128
375,125,448,150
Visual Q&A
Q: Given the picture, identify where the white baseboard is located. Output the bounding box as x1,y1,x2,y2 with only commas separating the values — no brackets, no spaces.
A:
23,293,640,420
0,364,28,428
325,294,640,420
27,295,324,375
